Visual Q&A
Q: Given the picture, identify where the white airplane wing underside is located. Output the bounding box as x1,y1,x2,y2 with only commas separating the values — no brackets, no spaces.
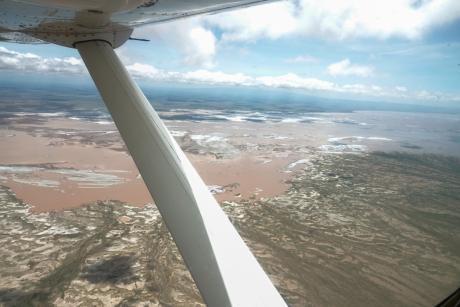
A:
0,0,273,44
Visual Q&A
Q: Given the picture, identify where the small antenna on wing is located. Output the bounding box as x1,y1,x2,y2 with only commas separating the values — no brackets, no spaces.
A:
128,37,150,42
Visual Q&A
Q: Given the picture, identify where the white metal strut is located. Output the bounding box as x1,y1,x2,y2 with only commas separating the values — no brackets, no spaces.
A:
76,40,286,307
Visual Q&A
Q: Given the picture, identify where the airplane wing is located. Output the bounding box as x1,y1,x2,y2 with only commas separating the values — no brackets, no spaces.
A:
0,0,274,44
0,1,287,305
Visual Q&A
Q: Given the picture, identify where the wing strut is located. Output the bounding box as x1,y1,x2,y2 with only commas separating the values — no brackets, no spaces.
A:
76,40,286,307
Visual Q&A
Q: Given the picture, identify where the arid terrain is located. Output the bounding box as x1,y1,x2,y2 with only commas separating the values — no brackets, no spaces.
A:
1,92,460,306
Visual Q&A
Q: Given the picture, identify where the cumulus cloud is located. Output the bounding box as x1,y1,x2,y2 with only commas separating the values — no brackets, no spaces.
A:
126,64,337,93
126,62,161,79
180,70,253,86
255,73,335,91
129,0,460,67
122,0,460,70
0,46,84,74
125,62,460,103
205,0,460,41
341,84,381,95
133,19,216,68
1,46,458,103
205,1,298,41
327,59,374,77
284,55,318,64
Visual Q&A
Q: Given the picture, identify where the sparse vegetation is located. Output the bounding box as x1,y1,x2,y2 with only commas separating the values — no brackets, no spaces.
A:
0,152,459,306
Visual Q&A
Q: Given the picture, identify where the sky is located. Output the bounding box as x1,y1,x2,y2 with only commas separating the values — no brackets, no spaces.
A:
0,0,459,106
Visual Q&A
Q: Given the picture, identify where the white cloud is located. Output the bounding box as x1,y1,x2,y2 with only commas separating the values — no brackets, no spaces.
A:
128,1,460,70
0,46,84,74
205,2,298,41
185,27,216,67
205,0,460,41
126,62,161,79
255,73,335,91
108,65,458,103
327,59,374,77
416,90,439,100
126,66,338,93
133,19,216,68
284,55,318,64
1,46,458,103
340,83,382,95
123,62,460,103
180,70,253,86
